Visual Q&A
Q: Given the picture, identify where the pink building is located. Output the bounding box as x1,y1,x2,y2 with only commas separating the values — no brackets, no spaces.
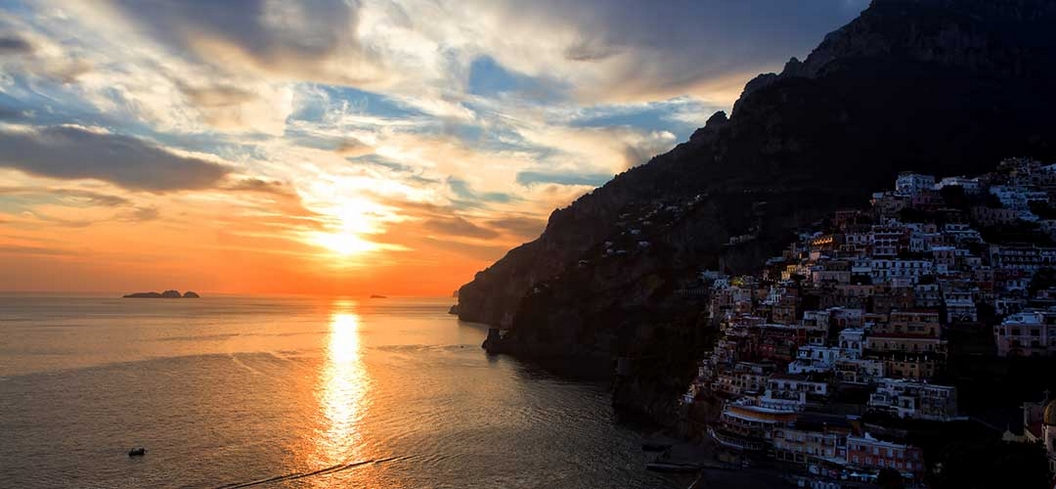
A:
846,434,925,480
994,311,1056,357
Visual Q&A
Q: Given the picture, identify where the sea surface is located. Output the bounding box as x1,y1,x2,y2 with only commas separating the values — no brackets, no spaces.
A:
0,295,683,488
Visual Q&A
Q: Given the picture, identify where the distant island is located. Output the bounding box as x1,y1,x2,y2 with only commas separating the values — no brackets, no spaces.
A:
369,294,387,299
123,290,200,299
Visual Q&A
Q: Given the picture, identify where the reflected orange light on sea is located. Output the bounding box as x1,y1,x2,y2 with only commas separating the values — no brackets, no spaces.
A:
308,300,373,484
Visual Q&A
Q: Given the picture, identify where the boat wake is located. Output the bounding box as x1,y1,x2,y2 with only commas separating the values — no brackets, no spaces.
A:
213,456,404,488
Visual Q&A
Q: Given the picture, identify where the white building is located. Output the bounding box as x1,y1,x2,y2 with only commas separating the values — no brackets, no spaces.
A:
834,358,885,384
914,283,943,309
936,175,982,194
838,328,867,358
895,172,936,197
994,310,1056,357
868,378,957,421
767,374,829,403
990,245,1056,273
867,259,934,284
788,346,841,374
943,289,978,323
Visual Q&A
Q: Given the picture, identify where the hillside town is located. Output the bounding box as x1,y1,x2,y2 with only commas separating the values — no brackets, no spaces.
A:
679,158,1056,487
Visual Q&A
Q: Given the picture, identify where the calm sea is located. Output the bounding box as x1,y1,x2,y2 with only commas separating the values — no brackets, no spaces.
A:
0,295,681,488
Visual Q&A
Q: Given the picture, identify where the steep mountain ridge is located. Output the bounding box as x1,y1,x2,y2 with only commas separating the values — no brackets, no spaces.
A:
457,0,1056,379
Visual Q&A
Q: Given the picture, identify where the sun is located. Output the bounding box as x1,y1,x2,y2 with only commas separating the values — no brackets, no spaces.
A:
310,199,383,257
312,231,378,256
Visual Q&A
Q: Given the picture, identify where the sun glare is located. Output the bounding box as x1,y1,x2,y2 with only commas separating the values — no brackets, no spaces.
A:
313,231,378,256
310,199,383,257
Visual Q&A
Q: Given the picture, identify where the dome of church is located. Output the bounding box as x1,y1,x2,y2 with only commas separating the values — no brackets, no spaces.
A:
1045,399,1056,426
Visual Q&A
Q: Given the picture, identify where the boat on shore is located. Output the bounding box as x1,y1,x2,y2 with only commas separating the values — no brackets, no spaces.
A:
641,442,673,452
645,461,701,473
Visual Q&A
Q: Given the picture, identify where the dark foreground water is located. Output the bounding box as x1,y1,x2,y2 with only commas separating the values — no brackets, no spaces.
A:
0,295,682,488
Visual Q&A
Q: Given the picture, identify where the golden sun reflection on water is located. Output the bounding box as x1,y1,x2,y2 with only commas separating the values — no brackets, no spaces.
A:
312,304,371,470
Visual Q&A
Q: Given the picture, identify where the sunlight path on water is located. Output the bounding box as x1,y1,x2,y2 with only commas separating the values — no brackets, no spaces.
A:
308,300,374,486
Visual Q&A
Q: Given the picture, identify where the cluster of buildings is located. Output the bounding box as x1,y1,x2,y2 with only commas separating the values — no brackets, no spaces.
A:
681,159,1056,485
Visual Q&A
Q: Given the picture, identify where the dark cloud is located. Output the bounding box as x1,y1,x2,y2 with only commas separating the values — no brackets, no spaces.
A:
486,216,546,238
491,0,870,101
0,34,34,55
563,37,619,62
423,216,499,240
0,106,27,120
0,125,230,192
107,0,356,57
98,0,867,104
224,177,296,196
0,29,89,82
102,0,378,83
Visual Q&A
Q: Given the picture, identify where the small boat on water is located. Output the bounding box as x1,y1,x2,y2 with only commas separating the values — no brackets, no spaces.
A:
128,448,146,457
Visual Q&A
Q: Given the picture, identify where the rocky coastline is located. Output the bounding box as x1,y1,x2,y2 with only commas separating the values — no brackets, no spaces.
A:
463,0,1056,428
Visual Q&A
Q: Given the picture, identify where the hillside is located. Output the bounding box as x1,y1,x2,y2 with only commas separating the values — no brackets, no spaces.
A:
456,0,1056,405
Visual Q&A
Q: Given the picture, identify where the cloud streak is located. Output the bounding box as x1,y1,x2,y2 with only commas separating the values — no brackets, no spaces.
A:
0,125,230,191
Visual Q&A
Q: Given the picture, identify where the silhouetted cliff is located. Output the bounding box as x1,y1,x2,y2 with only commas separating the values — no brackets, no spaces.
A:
457,0,1056,419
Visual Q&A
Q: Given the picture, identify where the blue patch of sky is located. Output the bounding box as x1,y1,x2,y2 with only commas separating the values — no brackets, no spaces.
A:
568,102,711,142
467,55,568,103
288,83,426,123
0,76,105,127
440,121,485,144
0,0,33,19
447,177,516,209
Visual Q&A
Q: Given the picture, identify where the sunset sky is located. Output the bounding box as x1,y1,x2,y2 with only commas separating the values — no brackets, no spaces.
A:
0,0,867,295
